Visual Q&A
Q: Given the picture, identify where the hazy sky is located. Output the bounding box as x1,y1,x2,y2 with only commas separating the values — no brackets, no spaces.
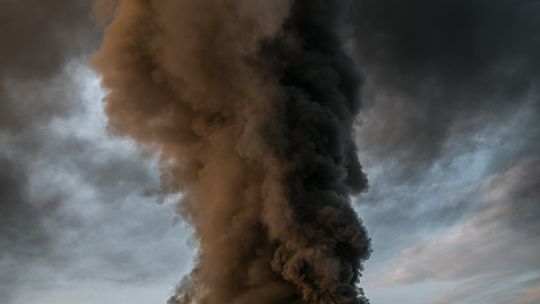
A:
1,1,539,304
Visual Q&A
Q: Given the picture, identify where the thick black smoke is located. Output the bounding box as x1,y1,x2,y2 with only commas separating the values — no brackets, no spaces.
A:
268,1,371,302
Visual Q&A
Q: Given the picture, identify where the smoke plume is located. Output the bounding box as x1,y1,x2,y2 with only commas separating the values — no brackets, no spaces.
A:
94,0,370,303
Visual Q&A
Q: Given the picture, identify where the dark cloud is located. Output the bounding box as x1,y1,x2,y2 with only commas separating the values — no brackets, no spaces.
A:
0,64,87,273
356,95,540,269
350,4,540,283
0,0,98,270
0,154,47,254
0,153,49,303
0,2,185,302
0,0,99,129
352,0,540,180
0,0,96,80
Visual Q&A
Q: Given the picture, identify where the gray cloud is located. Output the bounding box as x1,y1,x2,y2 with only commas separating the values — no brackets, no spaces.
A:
1,63,194,304
0,0,98,267
0,1,192,300
0,0,96,78
0,153,49,302
363,157,540,303
352,0,540,181
350,7,540,297
0,0,99,129
429,274,540,304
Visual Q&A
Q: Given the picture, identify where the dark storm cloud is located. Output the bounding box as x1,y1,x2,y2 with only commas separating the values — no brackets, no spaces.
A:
0,0,99,128
351,2,540,273
0,154,49,302
352,0,540,180
0,1,167,302
356,95,540,260
0,0,98,296
0,0,97,256
0,0,96,79
0,154,46,254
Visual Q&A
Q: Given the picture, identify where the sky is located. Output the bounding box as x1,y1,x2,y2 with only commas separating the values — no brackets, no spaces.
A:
1,1,539,304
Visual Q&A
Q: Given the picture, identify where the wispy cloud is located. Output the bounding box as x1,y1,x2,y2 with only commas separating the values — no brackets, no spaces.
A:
362,157,540,303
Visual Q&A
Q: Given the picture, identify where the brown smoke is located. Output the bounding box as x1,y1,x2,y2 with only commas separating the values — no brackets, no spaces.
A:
93,1,370,303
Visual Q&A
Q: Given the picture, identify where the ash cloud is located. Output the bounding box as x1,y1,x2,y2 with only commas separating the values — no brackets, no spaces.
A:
352,0,540,180
94,0,370,303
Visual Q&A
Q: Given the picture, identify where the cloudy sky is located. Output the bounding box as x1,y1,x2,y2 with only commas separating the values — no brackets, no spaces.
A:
1,1,539,304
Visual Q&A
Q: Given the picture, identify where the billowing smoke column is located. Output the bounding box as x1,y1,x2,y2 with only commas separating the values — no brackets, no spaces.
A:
94,1,370,303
